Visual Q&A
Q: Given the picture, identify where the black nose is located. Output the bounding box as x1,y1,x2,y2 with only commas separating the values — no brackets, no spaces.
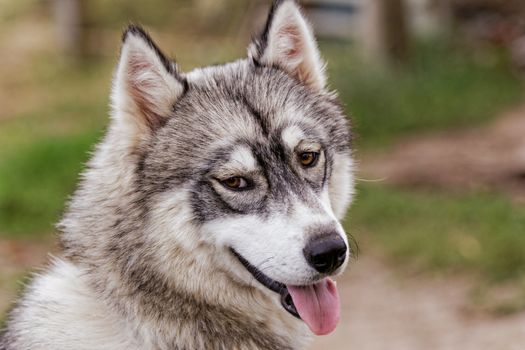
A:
304,234,347,274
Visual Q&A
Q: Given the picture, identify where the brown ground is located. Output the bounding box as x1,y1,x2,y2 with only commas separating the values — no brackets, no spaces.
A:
361,104,525,202
310,254,525,350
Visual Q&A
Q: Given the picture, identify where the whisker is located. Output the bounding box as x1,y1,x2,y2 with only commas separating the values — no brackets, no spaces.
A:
355,177,387,183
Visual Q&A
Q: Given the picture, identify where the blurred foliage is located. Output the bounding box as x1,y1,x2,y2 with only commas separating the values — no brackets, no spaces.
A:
85,0,250,33
325,39,524,148
0,0,41,22
0,131,100,236
349,184,525,283
0,0,251,34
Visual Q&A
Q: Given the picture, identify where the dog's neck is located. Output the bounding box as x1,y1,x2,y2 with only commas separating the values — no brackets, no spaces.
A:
75,243,309,349
118,252,308,349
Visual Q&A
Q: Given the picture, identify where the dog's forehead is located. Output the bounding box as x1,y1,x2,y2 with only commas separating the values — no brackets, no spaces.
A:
171,61,336,146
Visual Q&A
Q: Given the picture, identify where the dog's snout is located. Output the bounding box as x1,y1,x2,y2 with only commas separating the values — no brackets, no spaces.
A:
303,234,347,274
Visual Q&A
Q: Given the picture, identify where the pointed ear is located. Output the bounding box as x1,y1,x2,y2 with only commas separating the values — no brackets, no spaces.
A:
248,0,326,91
111,25,185,136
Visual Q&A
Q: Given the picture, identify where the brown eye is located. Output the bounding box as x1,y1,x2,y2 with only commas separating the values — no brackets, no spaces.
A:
221,177,250,190
299,152,319,167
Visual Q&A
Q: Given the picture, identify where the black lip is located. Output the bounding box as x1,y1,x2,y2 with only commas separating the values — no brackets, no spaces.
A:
231,249,300,319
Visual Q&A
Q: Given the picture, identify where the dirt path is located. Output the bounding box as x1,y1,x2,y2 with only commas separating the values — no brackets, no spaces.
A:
310,254,525,350
361,103,525,202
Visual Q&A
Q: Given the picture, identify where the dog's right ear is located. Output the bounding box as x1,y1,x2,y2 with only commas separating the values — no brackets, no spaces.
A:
249,0,326,92
111,25,185,139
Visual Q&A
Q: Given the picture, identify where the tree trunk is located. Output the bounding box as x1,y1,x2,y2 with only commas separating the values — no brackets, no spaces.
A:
379,0,409,65
53,0,89,60
362,0,410,67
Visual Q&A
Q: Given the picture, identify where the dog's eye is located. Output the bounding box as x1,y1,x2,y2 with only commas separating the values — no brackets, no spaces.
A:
221,177,250,190
299,152,319,168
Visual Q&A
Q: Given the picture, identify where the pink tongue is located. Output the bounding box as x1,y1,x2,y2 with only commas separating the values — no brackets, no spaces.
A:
286,278,340,335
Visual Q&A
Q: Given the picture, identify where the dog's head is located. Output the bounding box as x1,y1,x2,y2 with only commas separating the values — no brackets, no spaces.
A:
107,0,353,336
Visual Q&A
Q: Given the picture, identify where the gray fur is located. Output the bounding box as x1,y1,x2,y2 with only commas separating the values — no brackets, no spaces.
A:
1,1,354,349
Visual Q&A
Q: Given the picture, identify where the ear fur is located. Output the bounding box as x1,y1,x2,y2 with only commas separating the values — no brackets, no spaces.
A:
249,0,326,91
111,25,185,136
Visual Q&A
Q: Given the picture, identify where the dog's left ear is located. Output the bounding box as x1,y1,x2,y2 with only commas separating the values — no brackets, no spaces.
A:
249,0,326,91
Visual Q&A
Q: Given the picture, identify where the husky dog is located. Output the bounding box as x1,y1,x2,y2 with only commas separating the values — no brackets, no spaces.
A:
1,1,354,349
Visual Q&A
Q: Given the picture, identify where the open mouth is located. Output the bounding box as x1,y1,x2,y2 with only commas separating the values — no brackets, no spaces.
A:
231,249,340,335
231,249,300,318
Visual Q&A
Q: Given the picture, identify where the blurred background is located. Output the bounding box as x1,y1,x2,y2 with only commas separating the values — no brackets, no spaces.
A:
0,0,524,349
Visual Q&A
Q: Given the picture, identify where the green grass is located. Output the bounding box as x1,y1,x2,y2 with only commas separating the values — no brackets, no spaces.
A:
0,131,101,237
323,40,524,148
0,57,110,237
348,184,525,283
